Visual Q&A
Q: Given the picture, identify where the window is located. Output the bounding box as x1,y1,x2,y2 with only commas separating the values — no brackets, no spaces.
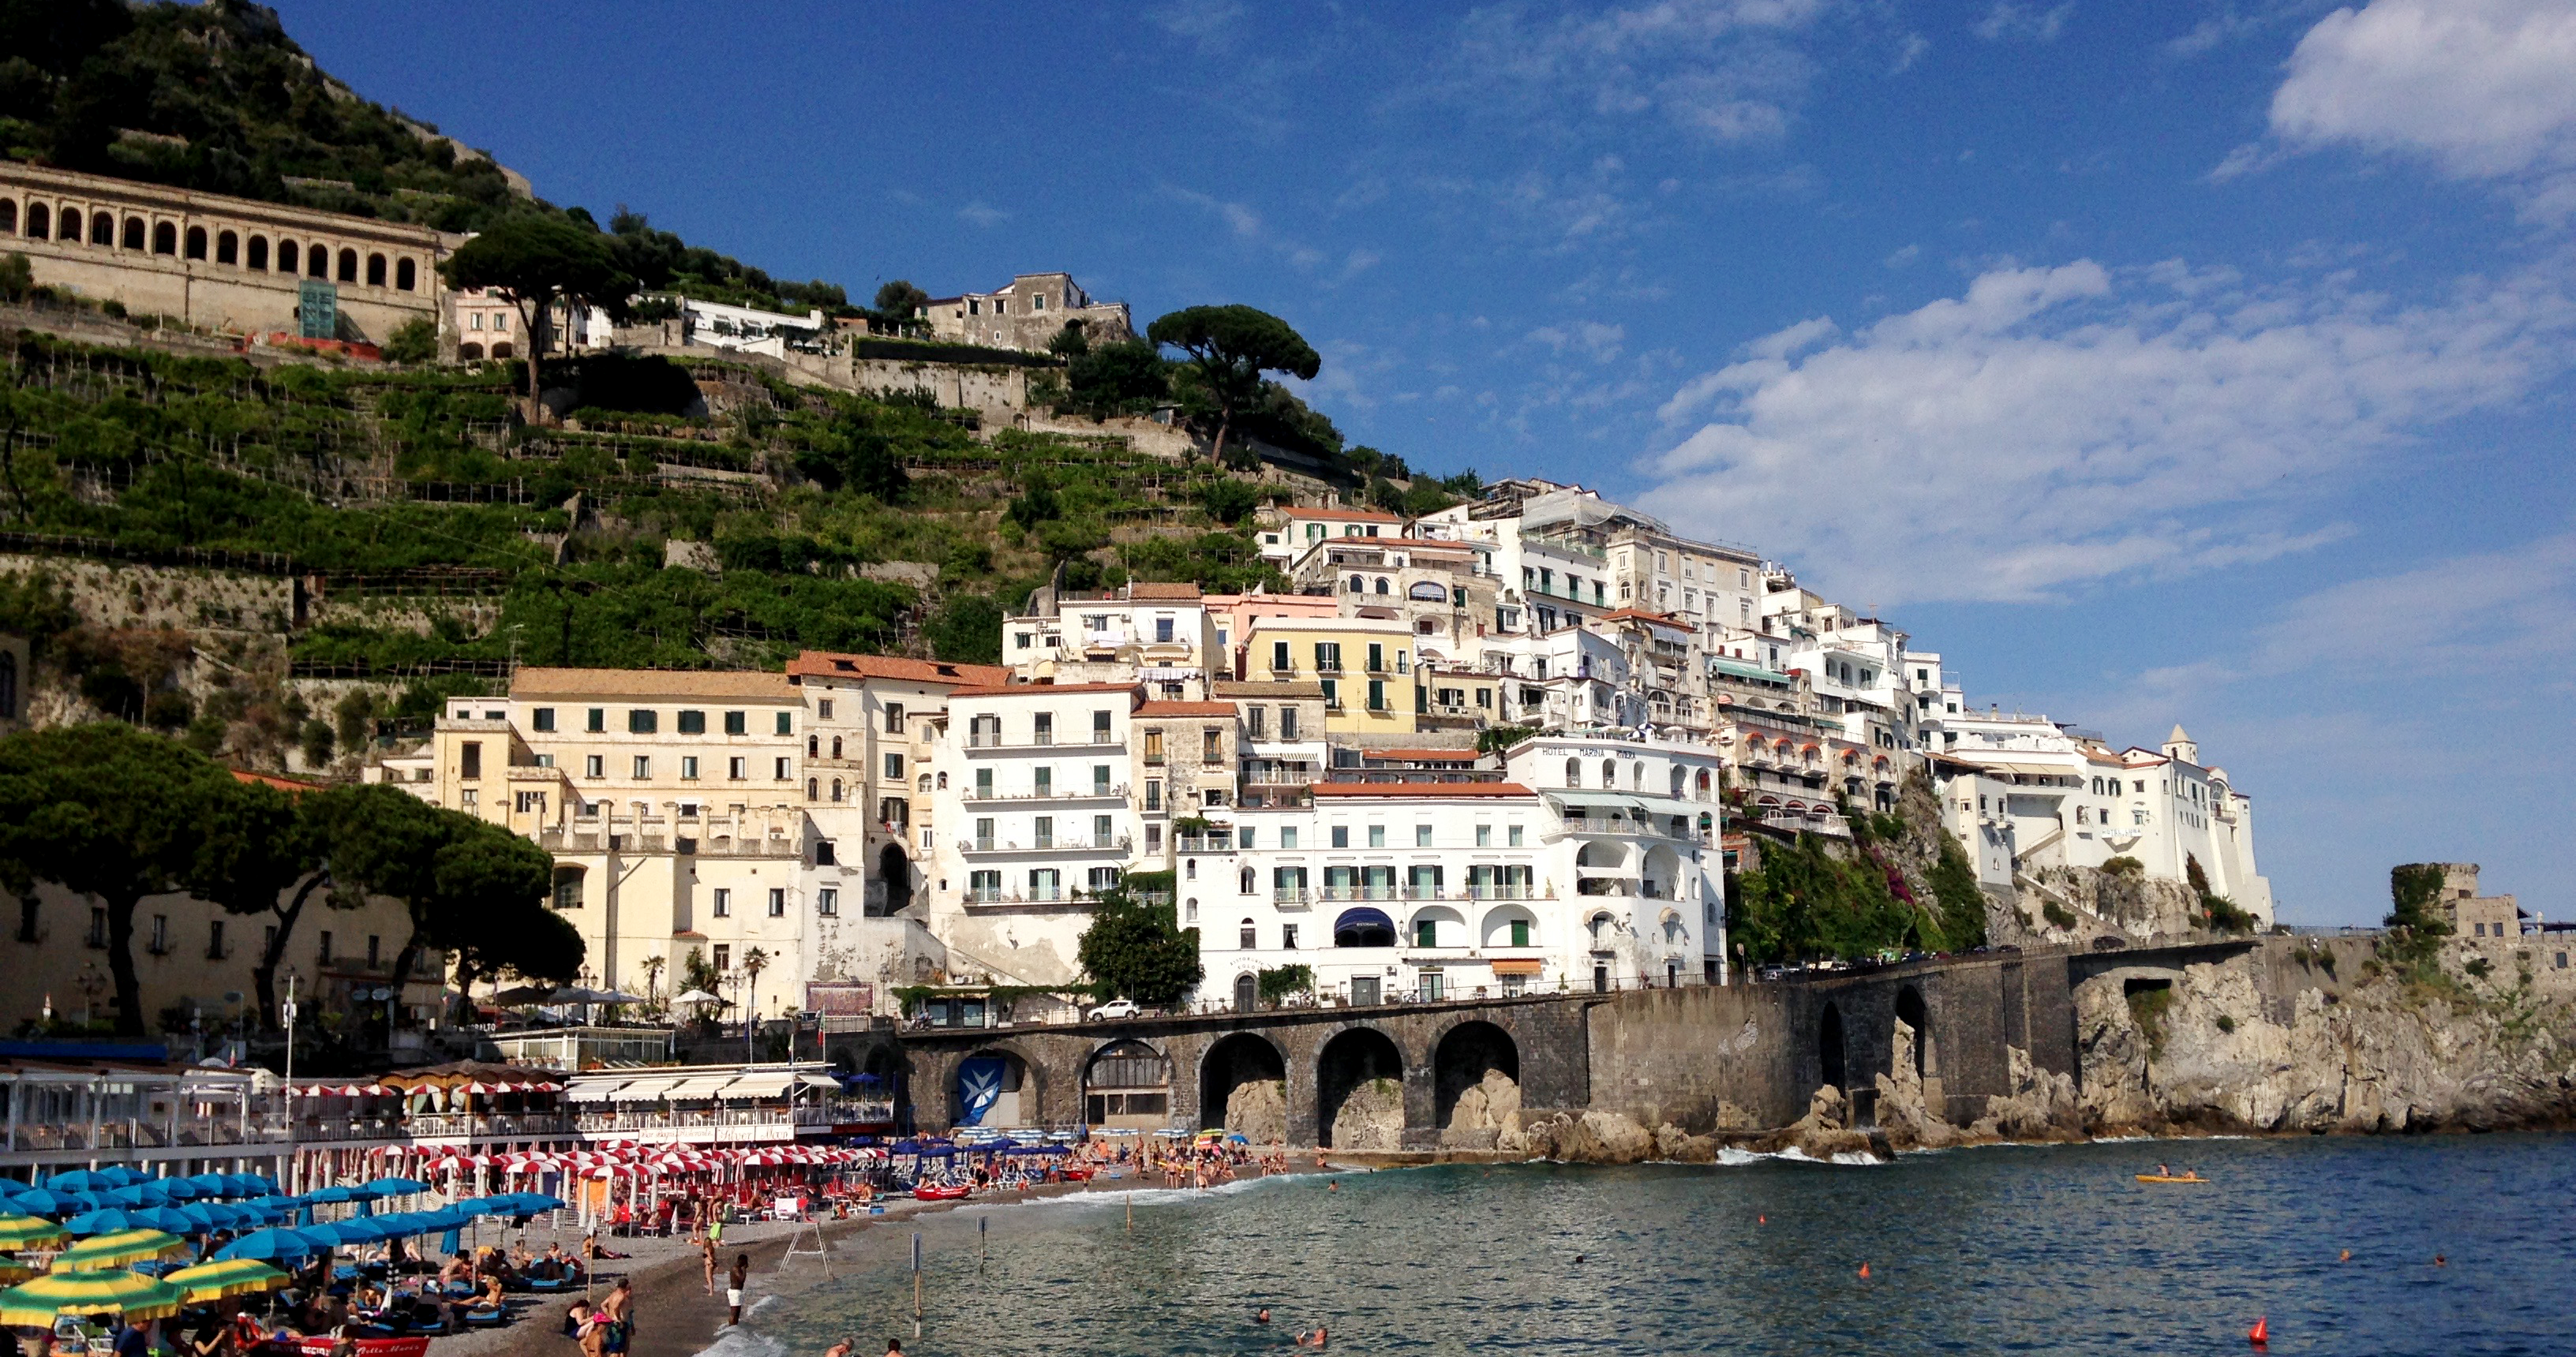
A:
677,710,706,735
1144,730,1166,762
777,712,794,735
628,709,658,734
1509,825,1525,847
1272,640,1292,672
713,888,732,918
728,756,747,780
1092,709,1113,742
1331,825,1350,848
586,708,606,732
817,888,839,917
1204,727,1223,761
1249,707,1267,738
207,919,227,959
713,944,731,971
530,706,557,732
1417,824,1433,847
1280,708,1299,740
631,756,651,778
885,752,905,779
1416,918,1438,948
1316,641,1342,672
1035,767,1054,798
1368,643,1385,673
1029,869,1061,901
1368,679,1387,712
1477,824,1492,847
884,703,907,735
1566,759,1582,788
767,889,786,917
460,742,483,779
1035,817,1055,848
777,757,793,780
316,930,333,964
724,710,747,735
1087,763,1108,794
969,871,1002,902
1281,827,1299,850
1368,824,1387,847
396,257,416,290
1241,919,1258,949
815,839,837,866
680,756,700,780
1146,780,1163,811
1510,918,1531,947
584,754,605,779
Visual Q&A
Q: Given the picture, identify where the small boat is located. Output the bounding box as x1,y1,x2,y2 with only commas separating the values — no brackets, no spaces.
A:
913,1183,972,1201
272,1338,436,1357
2136,1173,2207,1183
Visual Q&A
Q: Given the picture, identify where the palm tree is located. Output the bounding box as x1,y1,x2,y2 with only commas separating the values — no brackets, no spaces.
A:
741,948,770,1062
638,955,667,1015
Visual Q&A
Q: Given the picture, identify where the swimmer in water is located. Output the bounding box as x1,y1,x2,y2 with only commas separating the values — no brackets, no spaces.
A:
1294,1326,1327,1348
2434,1255,2447,1267
1256,1309,1271,1325
2338,1250,2351,1262
1326,1181,1338,1191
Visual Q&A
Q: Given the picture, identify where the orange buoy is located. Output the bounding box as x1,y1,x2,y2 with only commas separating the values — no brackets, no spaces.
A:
2248,1316,2268,1345
1758,1215,1767,1224
1858,1263,1870,1278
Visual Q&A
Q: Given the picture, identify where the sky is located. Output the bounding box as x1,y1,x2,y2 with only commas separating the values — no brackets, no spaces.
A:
268,0,2576,925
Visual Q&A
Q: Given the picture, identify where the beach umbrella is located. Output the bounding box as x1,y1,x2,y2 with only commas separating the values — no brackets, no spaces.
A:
298,1219,390,1246
302,1185,380,1205
0,1216,69,1249
53,1229,189,1272
360,1177,428,1197
162,1259,289,1303
0,1269,185,1327
223,1175,280,1198
39,1171,121,1193
97,1183,180,1209
363,1213,435,1239
672,989,726,1006
0,1262,33,1285
178,1174,233,1198
172,1202,255,1233
210,1228,329,1262
6,1189,97,1218
64,1208,198,1237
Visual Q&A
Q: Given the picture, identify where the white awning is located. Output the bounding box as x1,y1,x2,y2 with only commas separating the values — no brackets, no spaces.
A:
795,1073,843,1090
721,1070,799,1100
609,1074,689,1103
564,1077,631,1105
661,1073,739,1101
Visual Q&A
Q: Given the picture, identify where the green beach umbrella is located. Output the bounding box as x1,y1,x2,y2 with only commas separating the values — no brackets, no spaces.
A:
162,1258,289,1303
0,1217,69,1250
0,1269,185,1328
52,1229,188,1272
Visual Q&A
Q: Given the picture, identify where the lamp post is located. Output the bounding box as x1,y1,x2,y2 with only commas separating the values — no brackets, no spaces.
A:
282,970,299,1194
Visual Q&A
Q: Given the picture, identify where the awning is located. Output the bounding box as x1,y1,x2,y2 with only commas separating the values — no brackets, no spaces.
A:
1488,959,1544,976
1945,758,2074,780
1331,907,1395,933
721,1070,799,1100
608,1075,687,1104
659,1074,738,1101
795,1073,844,1090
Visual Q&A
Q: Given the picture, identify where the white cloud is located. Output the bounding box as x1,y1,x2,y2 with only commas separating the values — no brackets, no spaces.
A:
2258,0,2576,217
1636,257,2576,605
1456,0,1829,146
1527,320,1627,362
1891,32,1930,72
2251,531,2576,676
1883,243,1921,268
1167,186,1263,237
1972,2,2073,42
957,202,1008,227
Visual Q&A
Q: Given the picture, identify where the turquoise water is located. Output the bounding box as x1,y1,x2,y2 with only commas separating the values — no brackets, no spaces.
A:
736,1135,2575,1355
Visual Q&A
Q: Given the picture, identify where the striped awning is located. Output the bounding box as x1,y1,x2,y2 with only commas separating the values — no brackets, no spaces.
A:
1488,959,1544,976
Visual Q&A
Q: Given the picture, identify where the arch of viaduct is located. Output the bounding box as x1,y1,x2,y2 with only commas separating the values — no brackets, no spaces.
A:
849,940,2256,1147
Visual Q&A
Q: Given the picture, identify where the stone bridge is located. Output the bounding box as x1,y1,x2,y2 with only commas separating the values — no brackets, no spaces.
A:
845,940,2260,1149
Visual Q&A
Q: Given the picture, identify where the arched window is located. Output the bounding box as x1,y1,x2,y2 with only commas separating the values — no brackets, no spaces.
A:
22,204,44,238
395,257,416,290
1185,898,1198,924
806,777,818,801
276,240,298,275
1373,578,1390,594
152,222,177,255
0,201,15,234
457,342,483,361
1240,867,1256,895
1696,769,1713,799
807,735,818,757
935,771,949,790
365,252,386,286
184,226,207,260
1564,758,1582,788
1240,918,1256,949
829,779,844,802
829,736,842,760
308,243,328,279
491,342,513,358
1347,575,1364,593
215,230,237,264
93,211,116,245
1670,767,1685,797
1185,858,1197,880
1601,759,1617,788
336,248,358,282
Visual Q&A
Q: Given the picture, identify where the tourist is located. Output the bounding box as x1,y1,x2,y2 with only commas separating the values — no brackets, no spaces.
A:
573,1307,607,1357
823,1341,852,1357
184,1310,229,1357
603,1277,635,1349
882,1341,902,1357
700,1232,719,1295
727,1254,750,1326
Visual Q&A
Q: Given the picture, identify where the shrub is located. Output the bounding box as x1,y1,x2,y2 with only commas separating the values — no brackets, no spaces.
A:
381,318,438,364
2101,855,2144,878
2042,900,2077,930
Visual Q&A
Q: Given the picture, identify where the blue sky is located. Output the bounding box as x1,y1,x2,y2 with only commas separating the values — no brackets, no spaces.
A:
273,1,2576,925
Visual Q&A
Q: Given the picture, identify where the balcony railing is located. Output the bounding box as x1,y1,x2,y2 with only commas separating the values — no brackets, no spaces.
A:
1174,836,1237,854
964,834,1132,855
966,784,1129,802
1272,888,1312,906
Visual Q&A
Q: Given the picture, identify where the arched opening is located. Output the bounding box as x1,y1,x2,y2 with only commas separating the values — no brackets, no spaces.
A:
276,240,297,275
336,248,358,282
1332,907,1395,949
1642,843,1680,901
1818,1002,1847,1093
308,244,327,279
1563,758,1581,787
1316,1027,1405,1150
1600,758,1617,787
1896,985,1934,1082
0,201,13,234
395,257,417,291
365,252,387,286
1233,972,1256,1012
874,842,912,917
114,215,137,249
1372,577,1389,595
458,342,483,361
152,222,177,255
1083,1039,1170,1130
1433,1021,1520,1146
184,226,207,260
1199,1033,1286,1139
215,230,237,264
22,204,44,239
1408,904,1463,949
1479,903,1537,950
491,342,514,359
245,234,268,270
953,1049,1031,1128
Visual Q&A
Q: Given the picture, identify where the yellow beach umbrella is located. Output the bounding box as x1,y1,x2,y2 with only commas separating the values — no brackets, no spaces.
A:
163,1258,288,1303
0,1217,70,1250
51,1229,187,1272
0,1269,184,1327
0,1262,35,1285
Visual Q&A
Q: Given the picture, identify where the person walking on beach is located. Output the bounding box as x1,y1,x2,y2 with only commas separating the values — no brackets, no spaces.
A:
699,1233,718,1295
726,1254,749,1327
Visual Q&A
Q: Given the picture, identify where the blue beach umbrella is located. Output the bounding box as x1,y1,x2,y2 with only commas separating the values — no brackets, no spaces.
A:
359,1178,427,1197
98,1184,178,1209
178,1175,232,1198
9,1190,98,1218
65,1208,199,1237
223,1175,279,1198
301,1219,390,1246
40,1172,119,1193
211,1228,329,1262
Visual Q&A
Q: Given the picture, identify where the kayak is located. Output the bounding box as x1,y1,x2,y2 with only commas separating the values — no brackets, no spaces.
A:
912,1183,971,1201
2136,1174,2207,1183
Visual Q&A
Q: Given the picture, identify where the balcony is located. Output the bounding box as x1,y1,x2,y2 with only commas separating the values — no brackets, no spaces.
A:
1175,836,1237,854
965,733,1118,753
963,834,1133,855
965,784,1129,803
1272,888,1312,907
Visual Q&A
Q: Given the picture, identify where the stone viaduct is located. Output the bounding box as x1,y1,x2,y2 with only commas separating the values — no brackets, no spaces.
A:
833,939,2258,1150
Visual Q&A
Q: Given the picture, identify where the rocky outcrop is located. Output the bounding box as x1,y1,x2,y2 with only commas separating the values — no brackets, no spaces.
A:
1498,1108,1655,1163
1439,1071,1522,1149
1327,1078,1405,1151
1224,1079,1288,1145
2079,944,2576,1135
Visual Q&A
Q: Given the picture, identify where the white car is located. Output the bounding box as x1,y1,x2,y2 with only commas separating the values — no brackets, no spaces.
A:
1086,998,1140,1021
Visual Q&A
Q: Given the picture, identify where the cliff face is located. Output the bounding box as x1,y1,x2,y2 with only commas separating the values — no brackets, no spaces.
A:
2077,941,2576,1134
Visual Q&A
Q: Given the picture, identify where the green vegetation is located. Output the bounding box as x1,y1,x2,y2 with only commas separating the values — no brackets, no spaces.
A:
1146,305,1321,465
1256,964,1315,1005
2184,853,2255,934
2041,899,2077,930
1729,829,1985,966
2379,862,2456,986
2125,981,2174,1056
439,216,635,415
2101,855,2144,878
1075,872,1202,1006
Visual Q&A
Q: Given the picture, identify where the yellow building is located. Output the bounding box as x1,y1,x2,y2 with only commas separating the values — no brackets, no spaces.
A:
1241,614,1424,738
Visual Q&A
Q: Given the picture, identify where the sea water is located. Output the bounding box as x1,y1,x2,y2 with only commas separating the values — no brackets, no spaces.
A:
729,1134,2575,1355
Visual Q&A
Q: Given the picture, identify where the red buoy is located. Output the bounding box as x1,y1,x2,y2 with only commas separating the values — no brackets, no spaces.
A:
1758,1215,1767,1224
1858,1263,1870,1278
2248,1316,2268,1345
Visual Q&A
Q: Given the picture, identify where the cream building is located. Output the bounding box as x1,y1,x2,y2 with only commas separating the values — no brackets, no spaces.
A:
917,272,1132,352
1005,581,1219,698
2,163,451,344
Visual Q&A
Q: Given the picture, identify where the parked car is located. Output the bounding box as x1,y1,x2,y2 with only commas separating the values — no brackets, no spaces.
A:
2091,936,2129,952
1086,997,1140,1021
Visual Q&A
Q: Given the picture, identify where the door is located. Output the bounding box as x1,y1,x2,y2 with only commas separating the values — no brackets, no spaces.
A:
1593,966,1609,993
1352,976,1380,1007
1234,973,1257,1013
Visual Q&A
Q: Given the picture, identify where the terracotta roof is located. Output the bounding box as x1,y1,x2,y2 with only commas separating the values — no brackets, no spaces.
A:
1287,507,1402,522
1312,782,1536,798
1135,701,1237,716
947,682,1143,699
1126,581,1204,600
511,667,795,700
785,652,1011,686
1598,608,1691,630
